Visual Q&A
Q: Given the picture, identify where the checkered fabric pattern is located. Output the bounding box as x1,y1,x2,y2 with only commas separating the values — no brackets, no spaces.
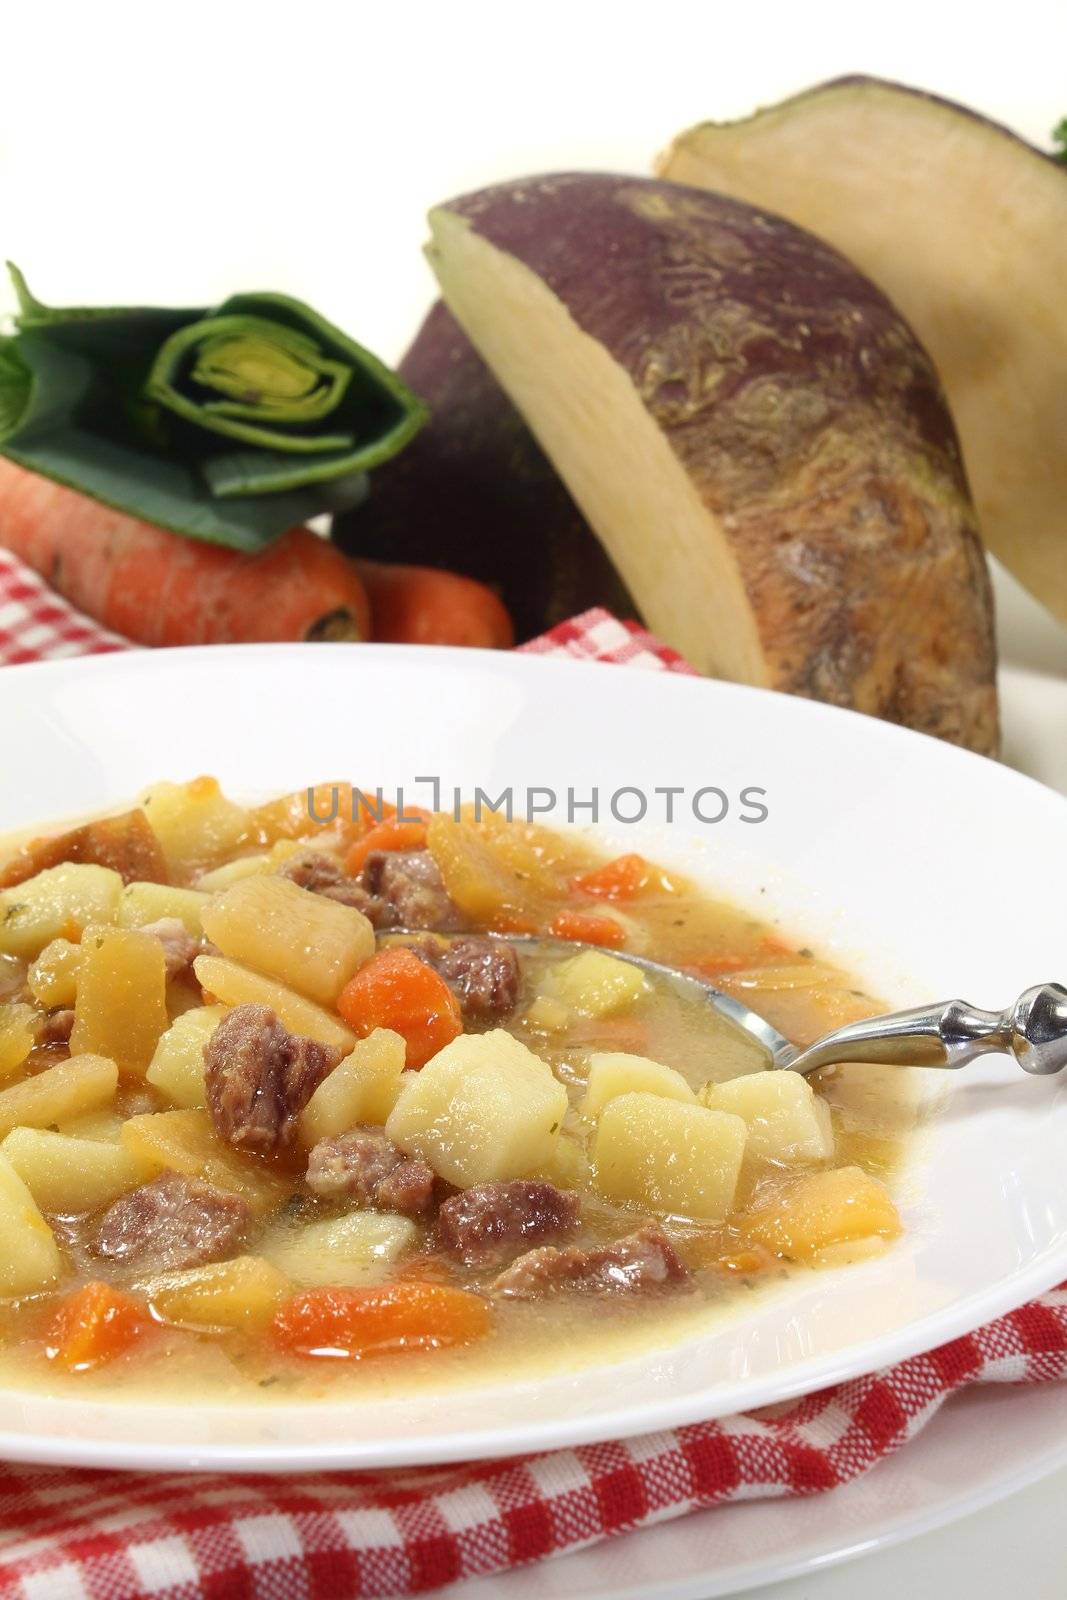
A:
0,550,132,666
0,546,1063,1598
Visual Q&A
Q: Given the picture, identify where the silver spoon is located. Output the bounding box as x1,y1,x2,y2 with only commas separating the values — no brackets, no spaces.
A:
396,932,1067,1077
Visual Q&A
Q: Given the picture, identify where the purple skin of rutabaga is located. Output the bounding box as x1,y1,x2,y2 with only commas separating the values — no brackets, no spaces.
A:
333,300,633,641
431,173,998,754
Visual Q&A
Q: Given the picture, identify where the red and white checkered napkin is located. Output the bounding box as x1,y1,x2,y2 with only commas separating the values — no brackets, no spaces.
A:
0,547,1065,1599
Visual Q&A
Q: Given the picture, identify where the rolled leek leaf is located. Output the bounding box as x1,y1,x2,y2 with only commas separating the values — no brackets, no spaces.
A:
0,267,427,550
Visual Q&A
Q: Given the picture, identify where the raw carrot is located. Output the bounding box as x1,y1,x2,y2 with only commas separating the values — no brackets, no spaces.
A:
0,458,371,645
344,818,429,876
572,853,651,901
336,947,462,1067
353,558,514,648
549,908,627,949
272,1281,491,1359
45,1281,151,1372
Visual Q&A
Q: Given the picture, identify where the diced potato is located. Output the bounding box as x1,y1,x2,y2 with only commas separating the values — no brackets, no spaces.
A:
581,1051,696,1118
27,939,83,1008
540,1132,591,1190
298,1029,406,1147
139,777,251,874
743,1166,901,1263
120,1110,289,1215
69,928,169,1078
0,863,123,960
261,1211,417,1288
386,1029,568,1188
522,995,571,1033
545,949,649,1018
201,875,374,1007
0,1054,118,1139
194,840,303,893
1,1127,158,1212
0,1154,63,1295
118,882,209,936
193,955,355,1051
57,1110,125,1143
148,1255,290,1328
700,1072,834,1164
146,1005,229,1109
593,1093,747,1221
0,1002,37,1080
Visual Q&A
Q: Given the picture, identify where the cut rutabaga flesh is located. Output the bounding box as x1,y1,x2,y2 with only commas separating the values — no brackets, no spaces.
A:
593,1092,747,1221
701,1071,834,1163
659,78,1067,624
201,875,374,1008
385,1029,568,1188
427,175,997,753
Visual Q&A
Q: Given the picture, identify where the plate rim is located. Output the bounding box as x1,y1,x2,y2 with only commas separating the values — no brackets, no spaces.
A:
0,643,1065,1472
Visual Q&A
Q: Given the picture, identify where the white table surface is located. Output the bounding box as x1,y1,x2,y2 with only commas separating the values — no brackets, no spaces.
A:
752,1465,1067,1600
4,6,1067,1592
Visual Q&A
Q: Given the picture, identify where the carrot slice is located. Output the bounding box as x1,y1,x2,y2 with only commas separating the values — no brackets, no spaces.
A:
45,1282,151,1372
344,818,429,876
571,853,651,902
550,909,627,949
272,1281,491,1359
337,947,462,1067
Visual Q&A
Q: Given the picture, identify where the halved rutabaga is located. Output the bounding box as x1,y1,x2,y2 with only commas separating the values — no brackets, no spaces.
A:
426,174,998,754
659,79,1067,624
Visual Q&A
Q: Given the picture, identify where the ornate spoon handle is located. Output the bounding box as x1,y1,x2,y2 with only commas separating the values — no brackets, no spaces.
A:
783,983,1067,1076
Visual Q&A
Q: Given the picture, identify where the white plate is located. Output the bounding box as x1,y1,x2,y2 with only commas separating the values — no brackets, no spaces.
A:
0,643,1066,1473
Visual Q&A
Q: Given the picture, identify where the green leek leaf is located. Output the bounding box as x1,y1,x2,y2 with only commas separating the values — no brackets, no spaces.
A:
0,268,426,550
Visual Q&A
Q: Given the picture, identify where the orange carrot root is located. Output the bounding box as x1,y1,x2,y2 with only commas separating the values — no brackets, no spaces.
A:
353,558,514,648
0,457,370,645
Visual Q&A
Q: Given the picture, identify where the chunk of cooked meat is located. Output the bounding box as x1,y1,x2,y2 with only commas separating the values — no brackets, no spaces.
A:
278,850,346,894
0,809,168,889
204,1003,341,1155
35,1007,75,1046
438,1180,580,1266
360,849,464,931
490,1225,690,1299
278,850,395,925
91,1172,252,1273
306,1128,435,1217
140,917,200,981
409,935,520,1022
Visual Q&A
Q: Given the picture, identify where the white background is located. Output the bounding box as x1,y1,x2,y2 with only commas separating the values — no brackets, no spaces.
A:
3,0,1067,365
2,3,1067,1594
